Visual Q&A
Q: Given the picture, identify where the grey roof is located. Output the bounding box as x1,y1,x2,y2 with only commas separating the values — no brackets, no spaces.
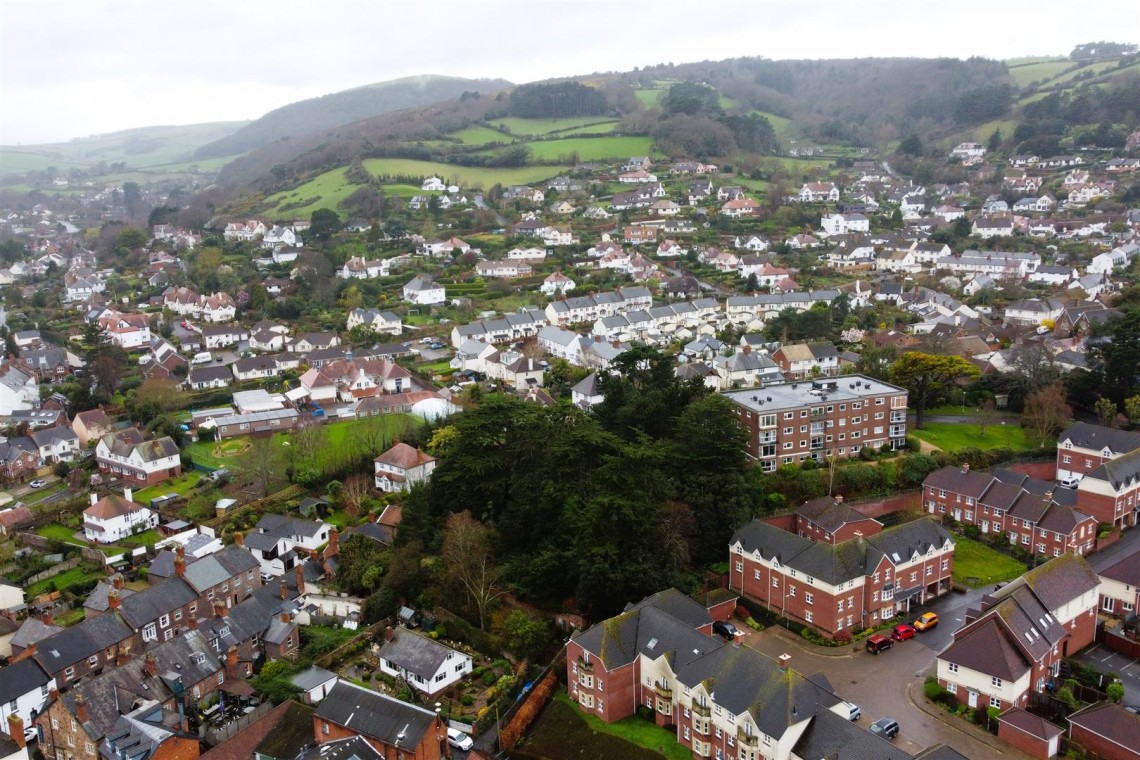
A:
0,657,52,704
263,615,295,645
33,612,134,674
296,736,383,760
257,514,326,540
792,707,913,760
181,554,238,592
212,545,260,576
1085,446,1140,491
292,665,338,691
796,497,880,534
10,616,63,649
1099,551,1140,586
316,680,438,749
723,375,904,414
625,588,712,629
84,580,137,612
117,578,198,628
1058,421,1140,455
378,628,465,680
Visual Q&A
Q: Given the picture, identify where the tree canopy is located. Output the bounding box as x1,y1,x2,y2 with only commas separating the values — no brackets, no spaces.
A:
889,352,981,429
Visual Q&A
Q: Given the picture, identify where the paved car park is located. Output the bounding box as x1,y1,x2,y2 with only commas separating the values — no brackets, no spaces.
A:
1074,644,1140,705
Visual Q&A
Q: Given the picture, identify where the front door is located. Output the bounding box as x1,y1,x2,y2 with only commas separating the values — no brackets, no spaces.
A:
953,508,961,521
981,520,989,533
967,689,978,708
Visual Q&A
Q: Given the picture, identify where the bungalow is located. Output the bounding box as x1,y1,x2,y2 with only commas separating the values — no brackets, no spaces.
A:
232,355,281,381
540,271,575,297
719,197,760,218
376,628,472,696
185,365,234,391
338,256,389,280
474,260,532,278
373,442,436,492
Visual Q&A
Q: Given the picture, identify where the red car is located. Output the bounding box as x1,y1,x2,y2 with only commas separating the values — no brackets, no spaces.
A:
891,623,916,641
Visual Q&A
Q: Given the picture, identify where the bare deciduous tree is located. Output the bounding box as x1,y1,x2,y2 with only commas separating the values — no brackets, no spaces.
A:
977,399,997,437
1022,384,1071,446
235,436,285,497
441,511,506,630
339,474,372,517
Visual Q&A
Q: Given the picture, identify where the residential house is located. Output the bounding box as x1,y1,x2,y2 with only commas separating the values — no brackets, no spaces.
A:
83,490,158,543
185,365,233,391
724,375,909,468
731,517,953,637
201,325,249,350
373,443,435,493
95,429,181,486
97,311,151,349
1074,447,1140,530
338,256,389,279
771,343,840,380
231,355,282,382
14,347,77,384
0,366,39,416
1004,298,1065,327
246,515,332,577
1055,422,1140,487
345,309,402,336
30,426,79,464
223,220,267,241
540,271,575,297
376,628,472,696
1097,551,1139,618
0,440,39,483
199,292,237,323
402,276,446,306
799,183,840,202
313,680,445,760
972,217,1015,238
0,659,54,745
262,225,301,249
712,348,781,390
820,213,870,236
210,408,299,439
792,495,884,545
936,554,1100,710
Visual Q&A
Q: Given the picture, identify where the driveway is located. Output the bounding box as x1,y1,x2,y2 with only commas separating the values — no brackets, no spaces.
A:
740,592,1034,759
1073,644,1140,705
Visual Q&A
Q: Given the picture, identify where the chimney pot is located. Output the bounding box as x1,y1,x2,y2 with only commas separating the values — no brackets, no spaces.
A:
962,463,970,473
226,646,238,677
175,544,185,559
778,653,792,671
384,626,395,642
279,580,288,600
90,493,98,506
213,599,226,618
295,564,306,596
107,589,121,610
174,556,186,577
41,610,53,627
233,531,244,547
144,653,157,677
117,644,131,667
281,612,290,624
835,494,843,504
112,574,124,590
124,487,132,503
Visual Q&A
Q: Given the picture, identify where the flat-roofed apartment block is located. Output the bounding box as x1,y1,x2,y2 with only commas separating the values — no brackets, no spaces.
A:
724,375,908,471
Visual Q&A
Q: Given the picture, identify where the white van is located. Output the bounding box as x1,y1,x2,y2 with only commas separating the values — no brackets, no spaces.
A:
191,351,213,365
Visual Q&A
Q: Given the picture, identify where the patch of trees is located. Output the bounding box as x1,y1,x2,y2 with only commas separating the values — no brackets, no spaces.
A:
1017,77,1140,151
953,84,1013,124
652,81,778,158
507,82,608,118
393,348,755,619
1070,42,1138,61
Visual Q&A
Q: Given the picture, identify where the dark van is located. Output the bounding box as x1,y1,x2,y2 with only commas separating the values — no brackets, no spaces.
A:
866,634,893,654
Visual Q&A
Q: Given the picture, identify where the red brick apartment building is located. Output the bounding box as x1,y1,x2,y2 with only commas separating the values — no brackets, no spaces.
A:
1055,421,1140,486
729,516,954,638
922,466,1098,559
936,554,1100,711
724,375,908,471
566,588,922,758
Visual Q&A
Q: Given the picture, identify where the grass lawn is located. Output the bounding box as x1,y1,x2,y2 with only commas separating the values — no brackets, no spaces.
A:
952,537,1027,587
134,471,204,505
490,116,617,136
37,524,83,545
362,158,566,191
910,421,1035,453
185,414,418,476
634,89,664,107
516,692,691,760
264,167,360,217
449,125,515,145
378,183,423,197
524,136,654,162
28,566,104,598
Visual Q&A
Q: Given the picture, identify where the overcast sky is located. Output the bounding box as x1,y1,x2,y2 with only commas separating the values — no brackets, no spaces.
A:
2,0,1137,145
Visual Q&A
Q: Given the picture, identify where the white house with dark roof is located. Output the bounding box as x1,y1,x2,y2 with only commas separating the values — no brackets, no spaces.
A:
373,443,435,492
0,366,38,416
376,628,472,696
83,489,158,544
402,276,445,305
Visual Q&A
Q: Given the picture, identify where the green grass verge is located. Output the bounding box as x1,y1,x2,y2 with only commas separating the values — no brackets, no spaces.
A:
362,158,566,191
519,692,691,760
952,537,1027,587
911,421,1035,453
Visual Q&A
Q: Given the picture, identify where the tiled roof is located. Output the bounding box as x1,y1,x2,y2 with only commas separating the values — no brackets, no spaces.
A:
316,680,438,750
939,617,1030,681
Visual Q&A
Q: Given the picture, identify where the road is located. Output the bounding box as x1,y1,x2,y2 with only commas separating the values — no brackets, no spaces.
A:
473,194,508,228
657,261,729,297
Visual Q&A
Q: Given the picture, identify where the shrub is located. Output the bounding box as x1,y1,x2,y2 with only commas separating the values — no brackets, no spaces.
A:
834,630,852,645
483,670,497,687
745,617,763,631
461,694,475,706
1108,681,1125,703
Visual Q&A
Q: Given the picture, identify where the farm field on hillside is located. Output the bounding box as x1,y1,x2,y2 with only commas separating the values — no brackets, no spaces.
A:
524,136,654,162
449,125,515,144
490,116,616,135
1007,59,1073,88
752,110,796,144
264,167,360,217
972,118,1019,143
362,158,566,190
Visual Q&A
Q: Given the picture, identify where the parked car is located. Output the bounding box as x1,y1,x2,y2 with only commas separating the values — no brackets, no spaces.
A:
870,717,900,739
1058,475,1080,489
447,728,474,751
866,634,893,654
712,620,739,640
846,702,861,721
891,623,916,641
28,479,47,489
913,612,939,632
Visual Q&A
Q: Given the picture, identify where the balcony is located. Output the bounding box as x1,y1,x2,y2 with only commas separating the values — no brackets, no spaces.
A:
692,702,712,718
737,727,759,747
653,682,672,700
891,412,906,423
576,657,593,673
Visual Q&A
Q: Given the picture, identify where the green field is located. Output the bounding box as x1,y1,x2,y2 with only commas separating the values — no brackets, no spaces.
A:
972,118,1020,143
378,183,423,197
184,414,417,475
490,116,617,136
753,110,796,144
449,125,516,145
264,167,362,218
1007,59,1073,88
952,538,1027,587
911,421,1035,453
362,158,566,190
634,88,664,107
524,136,655,162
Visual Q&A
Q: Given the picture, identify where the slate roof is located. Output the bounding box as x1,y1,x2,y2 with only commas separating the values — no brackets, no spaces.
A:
11,616,62,650
257,514,327,540
998,706,1063,741
624,588,712,629
296,736,383,760
923,466,994,497
84,580,137,612
181,554,238,592
1058,421,1140,454
199,701,296,760
939,617,1030,681
117,578,198,628
316,680,438,750
1085,446,1140,491
292,665,338,692
1068,701,1140,746
796,497,879,534
378,628,465,681
572,602,722,672
1099,551,1140,586
0,657,52,705
33,612,134,674
791,707,912,760
1020,552,1099,612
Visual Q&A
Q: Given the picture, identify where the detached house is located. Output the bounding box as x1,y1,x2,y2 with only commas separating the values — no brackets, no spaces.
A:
95,428,182,486
30,426,79,464
83,489,158,544
376,628,472,696
772,343,839,380
0,366,39,416
314,680,446,760
403,276,446,305
799,183,840,202
373,443,435,492
97,311,151,349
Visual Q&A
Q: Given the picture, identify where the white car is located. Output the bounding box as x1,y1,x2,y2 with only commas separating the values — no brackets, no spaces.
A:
1058,475,1080,489
447,728,474,751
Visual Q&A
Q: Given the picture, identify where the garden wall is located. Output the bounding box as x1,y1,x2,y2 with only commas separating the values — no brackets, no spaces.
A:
498,668,558,751
1006,461,1056,480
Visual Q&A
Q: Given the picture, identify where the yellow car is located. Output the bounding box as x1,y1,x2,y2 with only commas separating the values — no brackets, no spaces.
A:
913,612,939,631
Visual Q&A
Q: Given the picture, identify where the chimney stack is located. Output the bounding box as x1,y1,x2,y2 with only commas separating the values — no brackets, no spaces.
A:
226,647,238,678
124,487,133,503
835,494,843,504
281,612,291,624
174,556,186,578
213,599,226,619
144,653,157,678
112,574,124,590
1045,490,1054,501
90,493,98,506
854,530,865,546
280,580,288,600
107,589,121,611
962,463,970,474
233,531,244,547
328,528,339,556
175,544,185,560
41,610,53,627
75,692,89,723
7,713,25,750
117,644,131,667
295,564,306,596
384,626,395,642
778,653,792,671
742,344,752,354
187,612,198,630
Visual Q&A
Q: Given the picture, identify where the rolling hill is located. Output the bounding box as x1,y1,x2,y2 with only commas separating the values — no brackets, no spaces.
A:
192,74,513,160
